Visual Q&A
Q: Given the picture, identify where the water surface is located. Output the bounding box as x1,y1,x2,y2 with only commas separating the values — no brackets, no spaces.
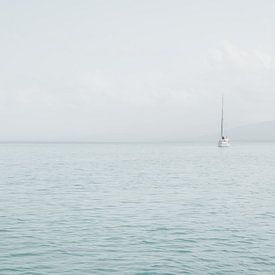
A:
0,143,275,274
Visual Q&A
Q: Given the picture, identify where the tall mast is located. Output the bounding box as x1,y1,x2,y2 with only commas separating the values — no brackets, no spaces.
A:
221,95,224,138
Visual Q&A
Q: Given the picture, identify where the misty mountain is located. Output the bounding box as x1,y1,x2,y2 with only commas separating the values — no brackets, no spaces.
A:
227,121,275,142
198,121,275,142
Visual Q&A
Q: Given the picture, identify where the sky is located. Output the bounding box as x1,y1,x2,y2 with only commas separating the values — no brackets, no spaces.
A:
1,0,275,141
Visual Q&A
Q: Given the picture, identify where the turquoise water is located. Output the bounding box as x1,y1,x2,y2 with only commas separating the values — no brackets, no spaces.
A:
0,143,275,274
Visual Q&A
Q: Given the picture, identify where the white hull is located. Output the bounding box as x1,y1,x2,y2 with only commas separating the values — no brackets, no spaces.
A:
218,140,230,147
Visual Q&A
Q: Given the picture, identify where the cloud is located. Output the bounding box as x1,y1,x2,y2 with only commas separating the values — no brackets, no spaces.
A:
1,39,275,141
210,41,273,70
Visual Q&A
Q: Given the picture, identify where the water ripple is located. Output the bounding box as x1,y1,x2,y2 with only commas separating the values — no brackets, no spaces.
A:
0,143,275,274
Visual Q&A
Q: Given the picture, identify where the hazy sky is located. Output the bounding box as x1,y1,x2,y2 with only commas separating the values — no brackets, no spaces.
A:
1,0,275,141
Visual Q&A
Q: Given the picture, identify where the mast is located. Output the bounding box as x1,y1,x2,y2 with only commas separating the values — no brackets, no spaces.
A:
221,95,224,138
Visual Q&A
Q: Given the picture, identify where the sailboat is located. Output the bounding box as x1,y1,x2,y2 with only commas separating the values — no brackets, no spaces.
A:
218,95,230,147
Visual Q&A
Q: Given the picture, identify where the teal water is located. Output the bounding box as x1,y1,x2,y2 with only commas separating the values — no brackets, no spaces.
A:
0,143,275,274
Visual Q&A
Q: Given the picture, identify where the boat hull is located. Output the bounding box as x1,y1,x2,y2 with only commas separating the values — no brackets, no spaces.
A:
218,140,230,147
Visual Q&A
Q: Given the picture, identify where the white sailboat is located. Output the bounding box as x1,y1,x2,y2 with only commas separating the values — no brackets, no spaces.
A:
218,95,230,147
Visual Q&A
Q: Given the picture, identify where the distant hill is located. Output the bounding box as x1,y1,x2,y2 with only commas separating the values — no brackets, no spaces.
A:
197,121,275,142
227,121,275,142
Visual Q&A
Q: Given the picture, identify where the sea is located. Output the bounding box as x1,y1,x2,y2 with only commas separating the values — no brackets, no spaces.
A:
0,142,275,274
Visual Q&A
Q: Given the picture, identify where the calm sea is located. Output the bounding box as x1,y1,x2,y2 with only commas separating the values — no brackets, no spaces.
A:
0,143,275,274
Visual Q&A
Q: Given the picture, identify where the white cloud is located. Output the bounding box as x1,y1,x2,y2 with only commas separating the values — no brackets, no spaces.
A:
210,41,273,70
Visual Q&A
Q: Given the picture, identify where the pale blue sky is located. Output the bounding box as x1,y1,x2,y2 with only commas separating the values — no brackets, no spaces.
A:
1,0,275,141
